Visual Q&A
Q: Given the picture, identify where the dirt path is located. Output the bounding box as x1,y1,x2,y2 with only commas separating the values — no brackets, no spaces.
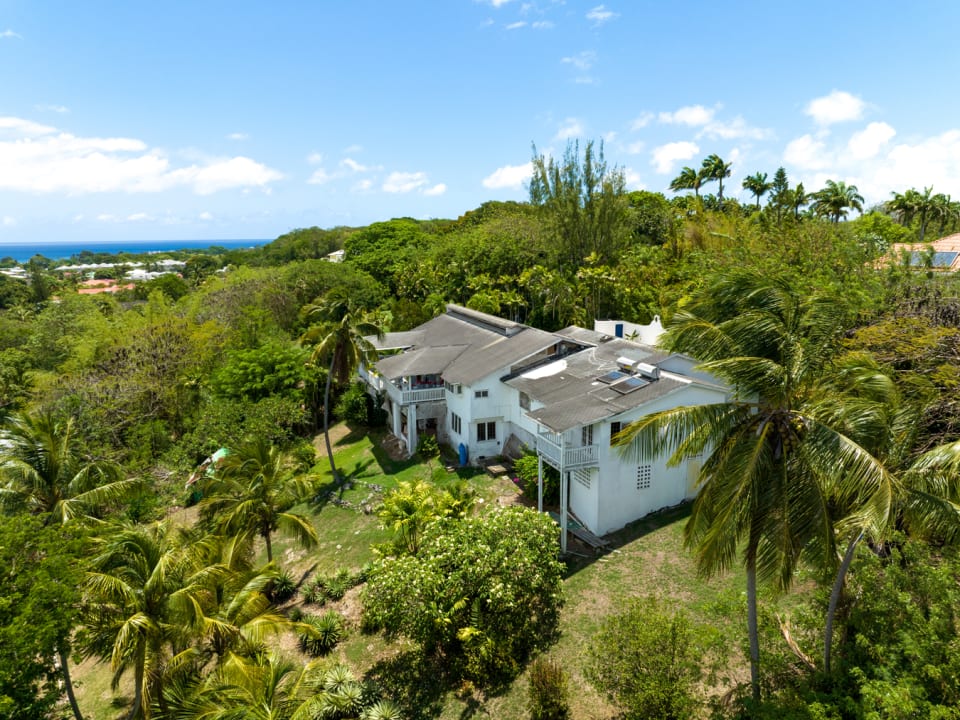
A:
311,424,354,458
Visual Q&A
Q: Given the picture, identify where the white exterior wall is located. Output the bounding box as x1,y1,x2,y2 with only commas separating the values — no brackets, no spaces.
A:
586,383,727,535
445,386,471,460
568,466,600,532
594,317,665,346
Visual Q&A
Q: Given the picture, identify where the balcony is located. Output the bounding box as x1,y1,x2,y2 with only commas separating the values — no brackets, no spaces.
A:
536,432,599,470
359,366,445,406
400,387,445,404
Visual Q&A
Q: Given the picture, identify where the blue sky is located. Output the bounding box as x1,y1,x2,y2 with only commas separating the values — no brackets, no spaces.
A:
2,1,960,245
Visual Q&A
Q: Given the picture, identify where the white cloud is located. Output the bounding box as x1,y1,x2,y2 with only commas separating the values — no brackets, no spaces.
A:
626,140,645,155
602,131,617,143
383,171,428,193
2,215,15,226
698,116,772,141
555,118,583,141
227,132,249,141
96,214,117,222
482,162,532,189
0,116,282,195
485,0,514,6
307,152,324,165
847,121,895,160
342,144,363,154
35,104,69,114
0,117,57,136
307,168,332,184
353,179,373,191
0,30,21,39
659,105,714,126
561,51,596,83
856,130,960,202
783,133,832,170
126,212,151,222
586,5,618,25
532,21,553,29
506,21,526,29
651,141,699,174
340,157,370,172
199,211,214,221
805,90,865,126
423,183,447,196
631,112,654,130
624,168,644,190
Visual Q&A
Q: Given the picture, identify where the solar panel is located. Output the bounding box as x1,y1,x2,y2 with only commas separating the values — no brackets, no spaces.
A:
611,376,649,394
597,370,629,384
910,251,959,268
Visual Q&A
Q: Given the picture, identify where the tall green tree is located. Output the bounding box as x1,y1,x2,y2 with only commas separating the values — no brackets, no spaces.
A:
301,294,383,480
529,139,630,271
198,438,318,563
0,411,135,524
82,521,203,720
669,166,704,201
700,153,732,201
616,272,892,702
812,180,864,222
742,171,772,210
0,516,85,720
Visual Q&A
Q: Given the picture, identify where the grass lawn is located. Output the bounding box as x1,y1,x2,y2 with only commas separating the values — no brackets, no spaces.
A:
75,423,761,720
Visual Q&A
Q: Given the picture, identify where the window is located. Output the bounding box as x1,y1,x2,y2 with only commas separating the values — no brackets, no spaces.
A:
581,424,594,446
610,421,622,446
519,391,530,410
636,465,652,491
474,389,489,398
444,381,463,395
477,421,496,442
451,413,462,435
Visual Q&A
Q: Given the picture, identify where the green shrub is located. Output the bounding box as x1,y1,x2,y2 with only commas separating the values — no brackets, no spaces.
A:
326,568,352,600
298,611,344,656
268,568,297,602
586,597,713,720
302,581,329,606
417,433,440,458
514,453,559,504
335,381,373,425
528,657,570,720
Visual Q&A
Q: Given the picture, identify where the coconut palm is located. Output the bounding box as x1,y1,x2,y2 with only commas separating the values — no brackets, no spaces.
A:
701,153,732,201
741,171,772,210
82,521,204,720
616,272,892,701
669,166,704,201
0,411,137,523
199,438,317,563
811,180,864,222
301,294,384,481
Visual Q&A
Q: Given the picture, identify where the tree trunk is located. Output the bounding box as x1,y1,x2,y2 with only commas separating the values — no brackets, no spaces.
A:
58,644,84,720
264,529,273,563
324,354,339,482
747,547,761,702
824,531,862,674
125,647,145,720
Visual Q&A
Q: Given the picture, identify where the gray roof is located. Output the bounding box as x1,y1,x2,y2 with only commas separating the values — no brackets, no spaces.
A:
505,339,693,432
370,306,568,386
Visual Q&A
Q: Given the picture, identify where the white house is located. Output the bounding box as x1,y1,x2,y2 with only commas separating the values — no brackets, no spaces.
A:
359,304,729,549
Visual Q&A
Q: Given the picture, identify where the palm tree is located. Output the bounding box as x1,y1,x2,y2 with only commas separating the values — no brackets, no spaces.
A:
616,272,891,701
742,171,772,210
669,166,704,201
0,411,137,524
82,521,202,720
701,154,732,201
199,438,318,563
811,180,864,222
301,294,384,481
790,182,809,220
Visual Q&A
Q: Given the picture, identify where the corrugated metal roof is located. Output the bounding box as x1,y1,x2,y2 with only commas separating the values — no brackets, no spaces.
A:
375,345,469,379
505,339,684,432
441,327,560,386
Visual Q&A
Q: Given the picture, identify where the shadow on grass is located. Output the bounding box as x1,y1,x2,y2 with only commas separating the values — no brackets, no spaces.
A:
369,439,422,477
366,650,446,720
562,501,692,577
334,425,369,447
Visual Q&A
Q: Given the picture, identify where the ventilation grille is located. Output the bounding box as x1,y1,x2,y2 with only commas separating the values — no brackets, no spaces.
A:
636,465,652,491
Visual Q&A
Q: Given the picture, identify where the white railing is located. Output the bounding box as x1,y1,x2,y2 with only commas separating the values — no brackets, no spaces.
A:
536,433,598,469
401,387,445,404
358,366,386,392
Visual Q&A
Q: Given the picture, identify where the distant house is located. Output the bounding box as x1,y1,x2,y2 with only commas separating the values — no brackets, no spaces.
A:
887,233,960,271
77,278,135,295
358,305,729,548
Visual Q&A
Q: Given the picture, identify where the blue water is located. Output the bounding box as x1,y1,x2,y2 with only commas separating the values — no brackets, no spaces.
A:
0,239,269,263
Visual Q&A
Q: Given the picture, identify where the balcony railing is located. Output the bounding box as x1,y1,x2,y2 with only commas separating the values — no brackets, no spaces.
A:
401,387,445,404
359,367,446,406
536,433,598,469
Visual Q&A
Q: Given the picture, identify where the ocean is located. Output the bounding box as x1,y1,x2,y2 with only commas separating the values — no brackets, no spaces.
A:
0,239,269,264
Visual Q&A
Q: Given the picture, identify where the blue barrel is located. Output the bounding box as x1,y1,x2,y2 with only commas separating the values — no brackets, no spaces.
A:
458,442,468,466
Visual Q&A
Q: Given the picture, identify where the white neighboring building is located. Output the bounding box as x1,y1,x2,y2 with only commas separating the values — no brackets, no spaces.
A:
359,304,729,548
